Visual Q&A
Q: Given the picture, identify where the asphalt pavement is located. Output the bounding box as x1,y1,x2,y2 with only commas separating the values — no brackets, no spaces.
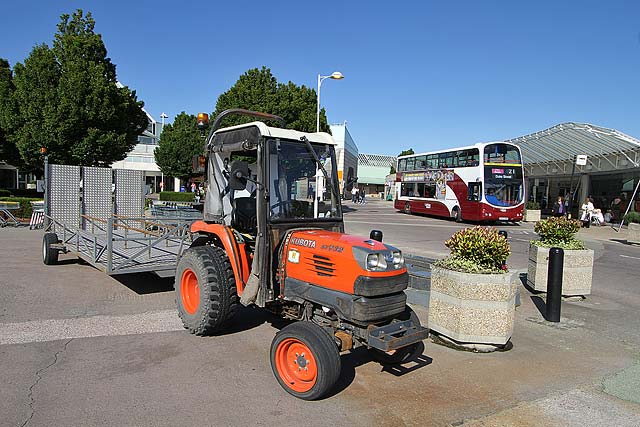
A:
1,199,639,426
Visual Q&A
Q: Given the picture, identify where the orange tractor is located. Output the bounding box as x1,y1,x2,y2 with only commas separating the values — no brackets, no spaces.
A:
177,109,428,399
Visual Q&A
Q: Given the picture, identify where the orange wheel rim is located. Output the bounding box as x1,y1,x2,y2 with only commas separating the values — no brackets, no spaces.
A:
275,338,317,393
180,268,200,314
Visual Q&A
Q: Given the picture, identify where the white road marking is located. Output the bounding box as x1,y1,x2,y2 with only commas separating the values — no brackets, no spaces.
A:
619,254,640,260
0,309,184,346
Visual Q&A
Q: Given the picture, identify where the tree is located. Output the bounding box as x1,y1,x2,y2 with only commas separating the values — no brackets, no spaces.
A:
0,58,21,166
154,112,207,180
398,148,415,157
213,67,330,133
10,10,147,170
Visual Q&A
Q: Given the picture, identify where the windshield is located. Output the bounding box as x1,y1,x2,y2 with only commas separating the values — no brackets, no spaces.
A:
268,139,341,221
483,143,522,164
484,165,524,207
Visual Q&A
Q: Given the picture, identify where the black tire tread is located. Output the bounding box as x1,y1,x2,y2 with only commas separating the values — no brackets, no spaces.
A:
270,321,341,400
175,245,238,335
42,233,59,265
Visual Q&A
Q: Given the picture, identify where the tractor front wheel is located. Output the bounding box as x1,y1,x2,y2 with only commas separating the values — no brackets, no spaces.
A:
174,246,238,335
270,321,341,400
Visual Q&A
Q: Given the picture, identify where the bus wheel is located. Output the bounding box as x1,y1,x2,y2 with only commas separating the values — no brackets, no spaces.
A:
404,202,411,214
452,207,462,222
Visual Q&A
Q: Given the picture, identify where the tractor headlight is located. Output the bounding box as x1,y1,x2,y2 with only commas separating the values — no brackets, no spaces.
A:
392,251,404,267
366,253,387,271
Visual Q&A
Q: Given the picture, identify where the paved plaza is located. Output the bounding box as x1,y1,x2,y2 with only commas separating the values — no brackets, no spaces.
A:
1,200,639,426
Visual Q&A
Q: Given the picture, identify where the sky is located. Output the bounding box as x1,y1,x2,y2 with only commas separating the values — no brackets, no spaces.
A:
1,1,639,155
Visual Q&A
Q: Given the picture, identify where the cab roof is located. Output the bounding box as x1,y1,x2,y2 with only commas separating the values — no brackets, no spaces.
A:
214,121,336,146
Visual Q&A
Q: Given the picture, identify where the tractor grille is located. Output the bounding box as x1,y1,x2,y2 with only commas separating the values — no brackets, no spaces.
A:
305,254,336,277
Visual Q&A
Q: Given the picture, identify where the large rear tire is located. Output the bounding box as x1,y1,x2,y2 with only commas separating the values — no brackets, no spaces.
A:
42,233,59,265
270,321,341,400
369,307,424,365
175,246,238,335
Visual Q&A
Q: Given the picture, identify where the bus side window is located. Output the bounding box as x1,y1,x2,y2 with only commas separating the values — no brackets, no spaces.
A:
468,182,481,201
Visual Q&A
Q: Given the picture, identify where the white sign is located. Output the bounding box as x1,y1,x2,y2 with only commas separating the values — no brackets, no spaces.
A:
576,155,588,166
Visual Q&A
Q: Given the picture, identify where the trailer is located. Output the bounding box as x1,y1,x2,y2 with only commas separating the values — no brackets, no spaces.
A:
41,162,200,277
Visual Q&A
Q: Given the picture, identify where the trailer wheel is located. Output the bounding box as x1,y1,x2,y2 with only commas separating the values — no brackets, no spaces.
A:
175,246,238,335
369,308,425,365
42,233,59,265
271,321,341,400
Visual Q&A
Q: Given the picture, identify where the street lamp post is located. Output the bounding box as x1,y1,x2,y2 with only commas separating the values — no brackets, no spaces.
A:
316,71,344,132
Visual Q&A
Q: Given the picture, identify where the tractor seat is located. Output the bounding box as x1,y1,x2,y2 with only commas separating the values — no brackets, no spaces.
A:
232,197,257,234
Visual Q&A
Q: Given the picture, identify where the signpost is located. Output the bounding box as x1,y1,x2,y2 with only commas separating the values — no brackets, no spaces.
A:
567,154,587,219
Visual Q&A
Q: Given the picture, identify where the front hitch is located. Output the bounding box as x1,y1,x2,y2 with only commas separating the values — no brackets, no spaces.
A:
366,318,429,352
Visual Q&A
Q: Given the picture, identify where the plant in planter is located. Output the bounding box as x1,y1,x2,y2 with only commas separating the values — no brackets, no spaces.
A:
429,227,518,348
624,211,640,244
523,201,541,222
528,216,594,296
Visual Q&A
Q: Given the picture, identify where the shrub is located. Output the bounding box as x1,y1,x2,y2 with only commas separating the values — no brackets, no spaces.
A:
623,211,640,224
525,201,540,210
435,226,511,274
532,216,584,249
0,189,11,197
0,197,43,219
159,191,195,202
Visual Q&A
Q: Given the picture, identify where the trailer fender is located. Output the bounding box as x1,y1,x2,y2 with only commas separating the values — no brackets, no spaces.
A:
189,221,246,296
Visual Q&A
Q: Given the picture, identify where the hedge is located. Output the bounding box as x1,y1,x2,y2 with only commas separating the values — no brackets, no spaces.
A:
0,197,43,219
0,189,10,197
159,191,195,202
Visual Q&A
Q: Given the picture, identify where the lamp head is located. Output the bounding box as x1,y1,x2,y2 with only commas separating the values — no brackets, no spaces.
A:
330,71,344,80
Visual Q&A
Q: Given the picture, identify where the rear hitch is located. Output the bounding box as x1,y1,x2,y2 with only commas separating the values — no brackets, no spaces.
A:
366,319,429,352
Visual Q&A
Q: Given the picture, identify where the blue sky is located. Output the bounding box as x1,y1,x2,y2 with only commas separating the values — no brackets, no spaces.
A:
1,1,639,155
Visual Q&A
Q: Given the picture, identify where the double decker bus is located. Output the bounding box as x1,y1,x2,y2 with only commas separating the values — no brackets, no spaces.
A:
394,142,524,222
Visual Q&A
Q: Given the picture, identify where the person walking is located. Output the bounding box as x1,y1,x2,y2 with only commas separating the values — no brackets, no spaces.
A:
551,196,564,217
360,189,366,204
351,186,358,203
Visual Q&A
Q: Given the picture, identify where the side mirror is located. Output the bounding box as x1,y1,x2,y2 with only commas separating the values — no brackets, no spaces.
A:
229,160,249,190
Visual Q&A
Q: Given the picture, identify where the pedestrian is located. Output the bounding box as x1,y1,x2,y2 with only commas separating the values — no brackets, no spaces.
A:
351,186,358,203
580,197,594,227
191,181,196,193
551,196,564,217
360,189,366,204
159,180,164,193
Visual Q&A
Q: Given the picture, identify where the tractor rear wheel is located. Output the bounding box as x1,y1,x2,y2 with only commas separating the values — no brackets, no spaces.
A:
174,246,238,335
369,307,424,365
42,233,59,265
270,321,341,400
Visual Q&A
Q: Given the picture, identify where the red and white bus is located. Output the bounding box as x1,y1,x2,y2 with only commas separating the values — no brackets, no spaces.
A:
394,142,524,222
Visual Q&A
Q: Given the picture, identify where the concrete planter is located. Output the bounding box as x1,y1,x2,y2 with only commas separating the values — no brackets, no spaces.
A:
428,266,517,346
628,223,640,245
523,209,541,222
527,244,594,296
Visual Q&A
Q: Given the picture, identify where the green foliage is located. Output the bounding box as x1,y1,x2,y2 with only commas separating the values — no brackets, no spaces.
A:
159,191,195,202
434,257,505,274
0,197,42,218
525,201,540,210
398,148,414,157
530,239,585,250
438,226,511,273
623,211,640,224
154,112,207,180
0,189,11,197
213,67,331,133
533,216,583,248
7,10,147,171
0,58,22,166
389,165,396,174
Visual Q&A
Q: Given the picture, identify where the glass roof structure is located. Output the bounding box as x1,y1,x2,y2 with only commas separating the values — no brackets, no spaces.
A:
506,122,640,168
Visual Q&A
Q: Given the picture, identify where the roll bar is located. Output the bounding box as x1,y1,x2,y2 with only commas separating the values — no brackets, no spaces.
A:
205,108,286,150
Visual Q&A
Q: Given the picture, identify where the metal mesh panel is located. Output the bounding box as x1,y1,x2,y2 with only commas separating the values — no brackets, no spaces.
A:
114,169,144,218
82,166,113,230
48,164,81,229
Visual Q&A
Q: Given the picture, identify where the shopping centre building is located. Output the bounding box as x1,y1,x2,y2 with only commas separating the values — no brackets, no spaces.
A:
508,122,640,215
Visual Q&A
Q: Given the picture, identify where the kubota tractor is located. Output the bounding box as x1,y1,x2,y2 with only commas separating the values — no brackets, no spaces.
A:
176,109,428,400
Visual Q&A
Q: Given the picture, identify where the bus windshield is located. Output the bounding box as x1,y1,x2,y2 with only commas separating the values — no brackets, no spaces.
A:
483,143,523,207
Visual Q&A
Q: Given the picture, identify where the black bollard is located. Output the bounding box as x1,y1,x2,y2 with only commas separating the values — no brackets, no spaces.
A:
546,247,564,322
370,230,383,242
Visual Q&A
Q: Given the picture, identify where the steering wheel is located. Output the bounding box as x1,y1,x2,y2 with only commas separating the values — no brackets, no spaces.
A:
269,201,293,218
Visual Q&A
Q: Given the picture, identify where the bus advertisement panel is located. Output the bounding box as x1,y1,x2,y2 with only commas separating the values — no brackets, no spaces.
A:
394,142,524,222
